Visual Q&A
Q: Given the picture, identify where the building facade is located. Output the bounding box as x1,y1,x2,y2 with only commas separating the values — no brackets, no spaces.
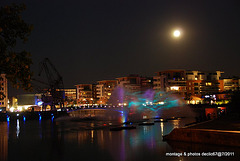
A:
74,70,240,105
153,70,186,95
153,70,225,103
96,80,118,104
75,84,97,106
185,70,224,97
223,78,240,91
116,75,152,93
0,74,8,111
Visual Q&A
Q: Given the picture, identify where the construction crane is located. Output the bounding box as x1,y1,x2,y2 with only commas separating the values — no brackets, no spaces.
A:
36,58,65,111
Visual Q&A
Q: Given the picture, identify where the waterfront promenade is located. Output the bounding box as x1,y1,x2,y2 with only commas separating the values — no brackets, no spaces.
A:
187,114,240,131
163,114,240,147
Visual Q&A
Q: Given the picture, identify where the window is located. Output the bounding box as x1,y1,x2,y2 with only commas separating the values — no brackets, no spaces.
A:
194,87,199,90
206,82,212,86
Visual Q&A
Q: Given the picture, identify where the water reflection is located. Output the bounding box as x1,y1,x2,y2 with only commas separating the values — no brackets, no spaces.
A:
16,119,20,138
1,117,239,161
172,120,180,129
161,122,164,136
0,122,8,161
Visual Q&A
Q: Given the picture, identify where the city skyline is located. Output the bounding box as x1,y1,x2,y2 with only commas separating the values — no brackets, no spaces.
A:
1,1,240,95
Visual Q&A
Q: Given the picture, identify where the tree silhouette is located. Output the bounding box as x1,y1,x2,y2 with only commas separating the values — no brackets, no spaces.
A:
0,3,33,94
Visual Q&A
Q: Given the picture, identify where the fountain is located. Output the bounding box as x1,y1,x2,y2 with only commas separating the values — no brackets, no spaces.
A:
107,86,196,122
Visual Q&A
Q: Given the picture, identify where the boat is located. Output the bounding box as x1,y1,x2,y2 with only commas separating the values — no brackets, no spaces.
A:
110,125,136,131
154,119,168,122
138,122,155,126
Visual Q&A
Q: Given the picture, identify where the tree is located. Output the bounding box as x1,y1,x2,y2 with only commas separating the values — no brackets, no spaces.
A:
0,3,33,93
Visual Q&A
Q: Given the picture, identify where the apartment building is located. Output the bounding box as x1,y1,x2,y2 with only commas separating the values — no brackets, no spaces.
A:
116,74,153,93
96,80,118,104
223,78,240,91
75,84,97,106
153,70,186,95
0,74,8,111
153,70,225,97
56,88,77,107
185,71,224,97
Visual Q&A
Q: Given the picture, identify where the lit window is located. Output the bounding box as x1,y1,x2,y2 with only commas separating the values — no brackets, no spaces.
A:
206,82,212,86
170,86,179,91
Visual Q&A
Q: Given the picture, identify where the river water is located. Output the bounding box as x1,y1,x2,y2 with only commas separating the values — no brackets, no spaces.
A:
0,116,239,161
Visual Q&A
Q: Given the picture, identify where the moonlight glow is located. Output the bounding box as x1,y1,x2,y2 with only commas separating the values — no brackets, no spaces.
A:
173,30,181,37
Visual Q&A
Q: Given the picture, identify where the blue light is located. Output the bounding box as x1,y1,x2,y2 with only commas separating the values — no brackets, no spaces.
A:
39,116,42,120
23,116,26,121
37,101,43,106
7,116,10,122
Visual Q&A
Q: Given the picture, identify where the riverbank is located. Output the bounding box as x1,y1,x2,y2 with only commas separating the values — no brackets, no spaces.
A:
163,114,240,147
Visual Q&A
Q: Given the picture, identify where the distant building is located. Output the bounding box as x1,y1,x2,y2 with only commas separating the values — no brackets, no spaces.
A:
223,78,240,91
17,94,42,111
116,74,151,93
56,88,77,107
140,77,153,91
75,84,97,106
96,80,118,104
0,74,8,111
153,75,167,91
153,70,225,104
185,70,224,97
153,70,186,95
9,96,18,108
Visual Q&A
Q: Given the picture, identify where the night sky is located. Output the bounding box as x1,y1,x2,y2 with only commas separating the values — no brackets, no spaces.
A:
2,1,240,94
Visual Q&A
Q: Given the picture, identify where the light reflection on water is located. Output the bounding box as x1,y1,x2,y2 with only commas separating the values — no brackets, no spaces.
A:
0,117,239,161
16,119,20,138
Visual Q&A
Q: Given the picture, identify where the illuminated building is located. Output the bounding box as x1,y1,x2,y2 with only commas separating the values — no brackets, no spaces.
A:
223,78,240,91
75,84,97,106
153,70,225,104
153,70,186,95
140,77,153,91
8,97,18,112
17,94,42,111
153,75,167,91
56,88,77,107
185,71,224,97
0,74,8,111
116,75,151,93
96,80,117,104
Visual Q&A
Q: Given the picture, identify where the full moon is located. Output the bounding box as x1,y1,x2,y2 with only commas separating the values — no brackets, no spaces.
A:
173,30,181,37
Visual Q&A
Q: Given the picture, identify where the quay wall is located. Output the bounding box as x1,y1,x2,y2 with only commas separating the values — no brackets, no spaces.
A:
163,128,240,147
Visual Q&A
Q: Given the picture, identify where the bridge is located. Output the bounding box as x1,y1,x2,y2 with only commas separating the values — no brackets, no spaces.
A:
67,107,125,118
